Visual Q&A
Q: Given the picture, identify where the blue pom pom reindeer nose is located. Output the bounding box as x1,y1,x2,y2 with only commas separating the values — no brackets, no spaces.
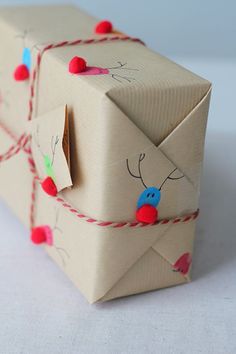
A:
137,187,161,209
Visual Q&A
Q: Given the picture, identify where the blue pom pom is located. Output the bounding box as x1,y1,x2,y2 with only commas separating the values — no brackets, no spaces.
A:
137,187,161,209
22,47,31,70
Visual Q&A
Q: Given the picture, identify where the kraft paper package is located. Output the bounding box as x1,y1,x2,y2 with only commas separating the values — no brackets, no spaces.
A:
0,5,211,303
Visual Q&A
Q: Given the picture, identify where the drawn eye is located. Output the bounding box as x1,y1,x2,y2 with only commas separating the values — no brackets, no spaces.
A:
147,193,150,197
152,193,155,198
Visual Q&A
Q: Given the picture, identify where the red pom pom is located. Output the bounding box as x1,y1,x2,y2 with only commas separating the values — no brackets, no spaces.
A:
69,56,87,74
31,226,47,244
95,20,113,34
136,204,158,224
14,64,29,81
41,177,58,196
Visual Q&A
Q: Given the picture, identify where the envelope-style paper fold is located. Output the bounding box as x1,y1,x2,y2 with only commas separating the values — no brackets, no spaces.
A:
108,60,211,146
152,221,196,281
159,87,212,190
101,248,186,302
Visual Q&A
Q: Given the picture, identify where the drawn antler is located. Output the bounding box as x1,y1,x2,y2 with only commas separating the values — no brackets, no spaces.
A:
159,168,184,190
52,208,70,267
111,74,136,83
51,135,59,166
108,61,139,83
34,126,59,167
34,125,45,157
126,153,147,188
107,61,139,71
127,153,184,191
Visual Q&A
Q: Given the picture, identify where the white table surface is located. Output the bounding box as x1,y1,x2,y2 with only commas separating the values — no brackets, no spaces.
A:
0,59,235,354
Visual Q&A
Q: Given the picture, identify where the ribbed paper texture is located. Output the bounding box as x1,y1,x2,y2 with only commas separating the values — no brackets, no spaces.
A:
0,6,211,303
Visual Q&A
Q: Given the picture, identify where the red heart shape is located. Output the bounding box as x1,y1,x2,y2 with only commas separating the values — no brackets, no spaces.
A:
173,253,192,275
41,177,58,196
136,204,158,224
14,64,29,81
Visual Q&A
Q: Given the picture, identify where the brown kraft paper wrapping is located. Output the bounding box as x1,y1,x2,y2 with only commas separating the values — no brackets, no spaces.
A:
0,5,211,303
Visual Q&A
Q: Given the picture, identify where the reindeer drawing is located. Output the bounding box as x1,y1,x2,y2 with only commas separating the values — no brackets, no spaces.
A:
14,29,34,81
33,125,59,196
76,61,139,83
126,153,185,223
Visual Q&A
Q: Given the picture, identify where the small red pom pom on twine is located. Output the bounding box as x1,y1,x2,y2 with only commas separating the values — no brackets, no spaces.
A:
31,226,47,244
69,56,87,74
95,20,113,34
136,204,158,224
41,177,58,196
14,64,30,81
31,225,53,246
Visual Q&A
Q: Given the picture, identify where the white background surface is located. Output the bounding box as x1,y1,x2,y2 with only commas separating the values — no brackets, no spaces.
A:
0,1,236,354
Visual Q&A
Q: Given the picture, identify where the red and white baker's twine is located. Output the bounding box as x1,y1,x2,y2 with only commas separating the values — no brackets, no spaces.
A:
0,35,199,229
55,197,199,228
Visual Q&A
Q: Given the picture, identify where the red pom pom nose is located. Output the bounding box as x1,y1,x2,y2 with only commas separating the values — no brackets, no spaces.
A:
136,204,158,224
69,56,87,74
95,20,113,34
41,177,58,196
31,226,47,244
14,64,30,81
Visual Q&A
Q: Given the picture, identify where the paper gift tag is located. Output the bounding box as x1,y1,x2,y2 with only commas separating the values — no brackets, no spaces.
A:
30,105,72,192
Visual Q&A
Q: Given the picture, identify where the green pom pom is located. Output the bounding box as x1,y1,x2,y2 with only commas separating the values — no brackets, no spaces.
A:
44,155,55,180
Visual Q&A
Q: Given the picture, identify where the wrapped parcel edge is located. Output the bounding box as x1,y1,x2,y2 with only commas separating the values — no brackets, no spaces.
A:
0,6,211,303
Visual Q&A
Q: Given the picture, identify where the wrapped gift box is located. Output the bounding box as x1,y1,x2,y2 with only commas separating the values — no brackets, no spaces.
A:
0,5,211,303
